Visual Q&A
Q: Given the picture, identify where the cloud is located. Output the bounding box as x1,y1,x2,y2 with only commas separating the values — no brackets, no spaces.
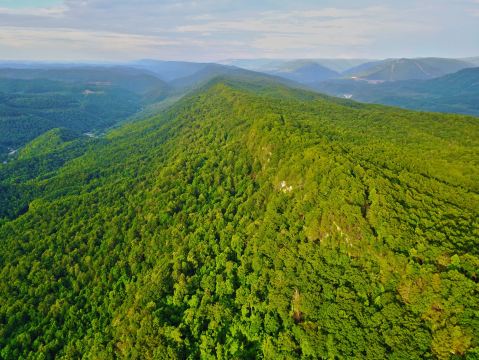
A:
0,5,66,17
0,0,476,60
470,0,479,15
176,6,434,56
0,26,179,60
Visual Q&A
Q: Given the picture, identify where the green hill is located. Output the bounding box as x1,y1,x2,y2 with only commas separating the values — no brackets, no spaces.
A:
0,78,478,359
17,128,81,159
313,67,479,116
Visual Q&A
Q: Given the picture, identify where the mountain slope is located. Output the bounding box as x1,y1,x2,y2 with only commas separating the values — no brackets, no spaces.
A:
17,127,81,159
0,78,478,359
0,66,174,159
344,58,474,81
313,67,479,116
0,77,146,159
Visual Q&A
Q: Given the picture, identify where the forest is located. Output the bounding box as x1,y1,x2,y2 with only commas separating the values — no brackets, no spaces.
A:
0,77,478,359
0,66,174,160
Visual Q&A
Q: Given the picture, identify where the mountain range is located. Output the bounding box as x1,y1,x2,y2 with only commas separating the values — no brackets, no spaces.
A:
0,63,296,160
224,57,477,82
2,56,478,161
312,67,479,116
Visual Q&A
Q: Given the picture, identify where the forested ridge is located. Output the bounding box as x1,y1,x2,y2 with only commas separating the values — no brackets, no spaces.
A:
0,77,478,359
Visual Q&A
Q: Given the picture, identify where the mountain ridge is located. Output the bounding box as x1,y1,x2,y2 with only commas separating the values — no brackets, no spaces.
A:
1,76,478,358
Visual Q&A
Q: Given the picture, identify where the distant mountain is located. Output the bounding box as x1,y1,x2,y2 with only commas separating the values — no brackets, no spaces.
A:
224,58,372,73
221,58,287,71
312,67,479,116
0,66,169,96
169,63,301,93
228,57,475,84
343,57,474,81
131,60,210,81
461,56,479,66
265,61,340,84
341,60,385,77
130,60,303,92
313,58,374,73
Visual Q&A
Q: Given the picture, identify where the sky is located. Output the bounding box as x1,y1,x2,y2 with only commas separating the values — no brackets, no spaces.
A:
0,0,478,62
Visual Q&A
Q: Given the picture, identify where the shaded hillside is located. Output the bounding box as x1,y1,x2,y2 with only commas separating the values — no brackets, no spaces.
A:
313,67,479,116
0,77,144,159
1,77,478,359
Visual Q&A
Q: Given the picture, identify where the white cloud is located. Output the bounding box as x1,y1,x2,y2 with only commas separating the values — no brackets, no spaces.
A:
0,26,178,59
0,6,66,17
0,1,476,60
176,6,434,55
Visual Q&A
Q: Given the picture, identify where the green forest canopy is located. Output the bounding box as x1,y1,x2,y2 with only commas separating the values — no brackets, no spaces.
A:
0,77,478,359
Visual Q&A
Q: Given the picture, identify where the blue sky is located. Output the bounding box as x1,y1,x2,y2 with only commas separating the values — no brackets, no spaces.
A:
1,0,62,8
0,0,478,61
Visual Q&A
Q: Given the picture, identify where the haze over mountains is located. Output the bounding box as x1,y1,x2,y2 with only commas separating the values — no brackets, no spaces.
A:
0,61,295,160
1,55,477,160
313,67,479,116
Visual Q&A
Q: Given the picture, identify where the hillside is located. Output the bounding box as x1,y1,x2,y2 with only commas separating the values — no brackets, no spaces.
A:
344,58,474,81
0,78,478,359
0,77,146,159
313,67,479,116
